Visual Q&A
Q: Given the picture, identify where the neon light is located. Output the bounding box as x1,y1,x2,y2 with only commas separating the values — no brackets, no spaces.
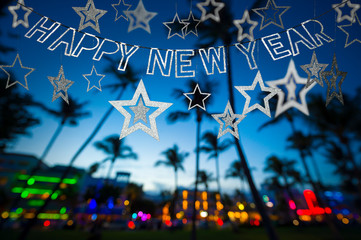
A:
12,187,61,196
132,213,137,219
60,207,67,214
43,220,50,227
217,218,224,226
297,189,332,216
288,200,296,210
128,221,135,229
21,191,29,198
18,174,77,184
16,208,23,214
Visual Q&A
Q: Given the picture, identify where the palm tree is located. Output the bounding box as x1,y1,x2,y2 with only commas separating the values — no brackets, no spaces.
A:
37,97,90,161
225,160,246,190
195,1,279,239
154,144,188,220
94,134,137,181
200,130,232,196
197,170,214,192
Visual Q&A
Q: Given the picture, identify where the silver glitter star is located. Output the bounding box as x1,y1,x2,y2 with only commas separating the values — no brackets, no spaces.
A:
109,80,172,141
182,11,201,37
129,97,150,123
73,0,107,33
233,10,258,42
322,54,347,107
124,0,158,34
83,65,105,92
163,13,187,39
338,14,361,48
8,0,32,28
252,0,290,30
235,71,280,118
301,51,328,88
333,0,360,23
48,65,74,104
266,59,316,117
112,0,131,21
197,0,225,23
0,53,34,90
183,84,211,111
212,101,245,139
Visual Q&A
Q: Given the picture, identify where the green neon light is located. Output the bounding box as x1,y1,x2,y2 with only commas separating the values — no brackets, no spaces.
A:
60,207,66,214
21,191,29,198
11,187,61,196
51,192,58,200
17,175,77,184
15,208,23,214
27,178,35,185
37,213,68,220
28,199,45,207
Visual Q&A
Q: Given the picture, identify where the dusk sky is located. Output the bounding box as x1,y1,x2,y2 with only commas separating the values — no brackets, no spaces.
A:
1,0,360,195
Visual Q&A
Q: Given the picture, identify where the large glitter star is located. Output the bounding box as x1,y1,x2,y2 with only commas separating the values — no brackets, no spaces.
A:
322,54,347,107
183,84,211,111
48,66,74,104
0,53,34,90
163,13,187,39
124,0,158,33
212,101,245,139
73,0,107,33
83,65,105,92
129,97,150,123
300,51,328,88
8,0,32,28
235,71,279,118
109,80,172,141
338,14,361,48
182,11,201,37
233,10,258,42
266,59,316,117
112,0,131,21
252,0,290,30
333,0,360,23
197,0,225,22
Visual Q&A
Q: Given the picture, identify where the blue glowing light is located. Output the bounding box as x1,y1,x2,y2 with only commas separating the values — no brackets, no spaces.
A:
132,213,137,219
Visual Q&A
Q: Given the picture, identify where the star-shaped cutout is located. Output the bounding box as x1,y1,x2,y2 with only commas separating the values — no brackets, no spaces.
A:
112,0,131,21
163,13,187,39
182,11,201,37
48,66,74,104
124,0,158,33
73,0,107,33
322,54,347,107
333,0,360,23
197,0,225,22
183,84,211,111
233,10,258,42
252,0,290,30
0,53,34,90
235,71,279,118
83,65,105,92
338,14,361,47
8,0,32,28
212,101,245,139
109,80,172,141
266,59,316,117
300,51,328,88
129,97,150,123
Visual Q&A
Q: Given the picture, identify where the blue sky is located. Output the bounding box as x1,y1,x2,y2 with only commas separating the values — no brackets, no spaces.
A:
1,0,360,195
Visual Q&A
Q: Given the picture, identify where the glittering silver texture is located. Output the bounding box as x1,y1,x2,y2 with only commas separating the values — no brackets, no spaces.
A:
48,65,74,104
235,71,279,118
0,53,34,90
212,101,245,139
8,0,32,28
129,97,150,123
73,0,107,33
322,54,347,107
333,0,360,23
197,0,225,23
266,59,316,117
252,0,290,30
163,13,187,39
83,65,105,92
109,80,172,141
233,10,258,42
124,0,157,34
338,14,361,48
112,0,131,21
183,83,211,111
181,11,200,37
301,51,328,88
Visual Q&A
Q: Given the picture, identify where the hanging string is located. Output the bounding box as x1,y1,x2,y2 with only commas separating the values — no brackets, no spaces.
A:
11,0,352,52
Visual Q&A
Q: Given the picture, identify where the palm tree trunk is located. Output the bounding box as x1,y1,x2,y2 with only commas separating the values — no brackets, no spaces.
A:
225,46,279,240
309,154,323,186
191,110,202,240
40,121,65,161
106,158,116,182
215,156,222,196
18,87,127,240
344,141,361,201
171,169,179,221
